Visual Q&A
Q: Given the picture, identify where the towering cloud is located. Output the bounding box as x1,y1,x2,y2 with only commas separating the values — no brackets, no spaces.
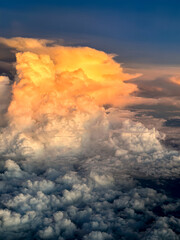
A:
8,38,138,121
0,37,139,154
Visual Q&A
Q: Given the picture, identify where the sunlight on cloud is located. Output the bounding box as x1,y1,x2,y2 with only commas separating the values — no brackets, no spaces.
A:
2,38,138,154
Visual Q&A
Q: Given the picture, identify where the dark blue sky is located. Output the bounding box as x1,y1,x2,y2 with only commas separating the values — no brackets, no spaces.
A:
1,0,180,65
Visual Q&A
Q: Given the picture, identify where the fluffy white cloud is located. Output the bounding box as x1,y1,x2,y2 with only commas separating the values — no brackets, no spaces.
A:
0,108,180,239
0,146,179,239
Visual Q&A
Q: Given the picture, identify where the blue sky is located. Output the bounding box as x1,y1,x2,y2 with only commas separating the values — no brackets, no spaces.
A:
1,0,180,64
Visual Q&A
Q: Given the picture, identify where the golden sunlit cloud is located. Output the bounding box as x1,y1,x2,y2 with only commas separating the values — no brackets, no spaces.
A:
0,37,180,155
0,37,142,152
5,38,139,127
170,76,180,85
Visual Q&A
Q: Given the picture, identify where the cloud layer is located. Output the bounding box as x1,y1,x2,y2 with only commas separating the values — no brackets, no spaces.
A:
0,37,179,239
0,111,180,239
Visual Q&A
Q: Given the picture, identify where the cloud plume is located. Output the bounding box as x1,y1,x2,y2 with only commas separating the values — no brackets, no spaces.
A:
0,37,139,154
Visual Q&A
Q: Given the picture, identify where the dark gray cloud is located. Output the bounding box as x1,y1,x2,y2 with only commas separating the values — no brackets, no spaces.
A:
0,43,16,78
132,77,180,99
0,76,11,127
165,119,180,128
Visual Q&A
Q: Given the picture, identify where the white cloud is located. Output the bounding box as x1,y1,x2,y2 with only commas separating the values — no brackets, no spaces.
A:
0,151,179,239
0,108,180,239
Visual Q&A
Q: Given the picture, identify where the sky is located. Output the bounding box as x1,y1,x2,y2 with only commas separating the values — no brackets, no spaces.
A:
1,0,180,65
1,0,180,120
0,1,180,240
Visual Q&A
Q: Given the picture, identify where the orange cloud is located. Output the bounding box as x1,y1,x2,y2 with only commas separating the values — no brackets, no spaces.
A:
7,38,140,129
170,76,180,85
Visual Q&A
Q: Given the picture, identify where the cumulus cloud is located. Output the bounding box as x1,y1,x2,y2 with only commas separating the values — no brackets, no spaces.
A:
0,37,141,156
0,110,180,239
0,156,180,240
